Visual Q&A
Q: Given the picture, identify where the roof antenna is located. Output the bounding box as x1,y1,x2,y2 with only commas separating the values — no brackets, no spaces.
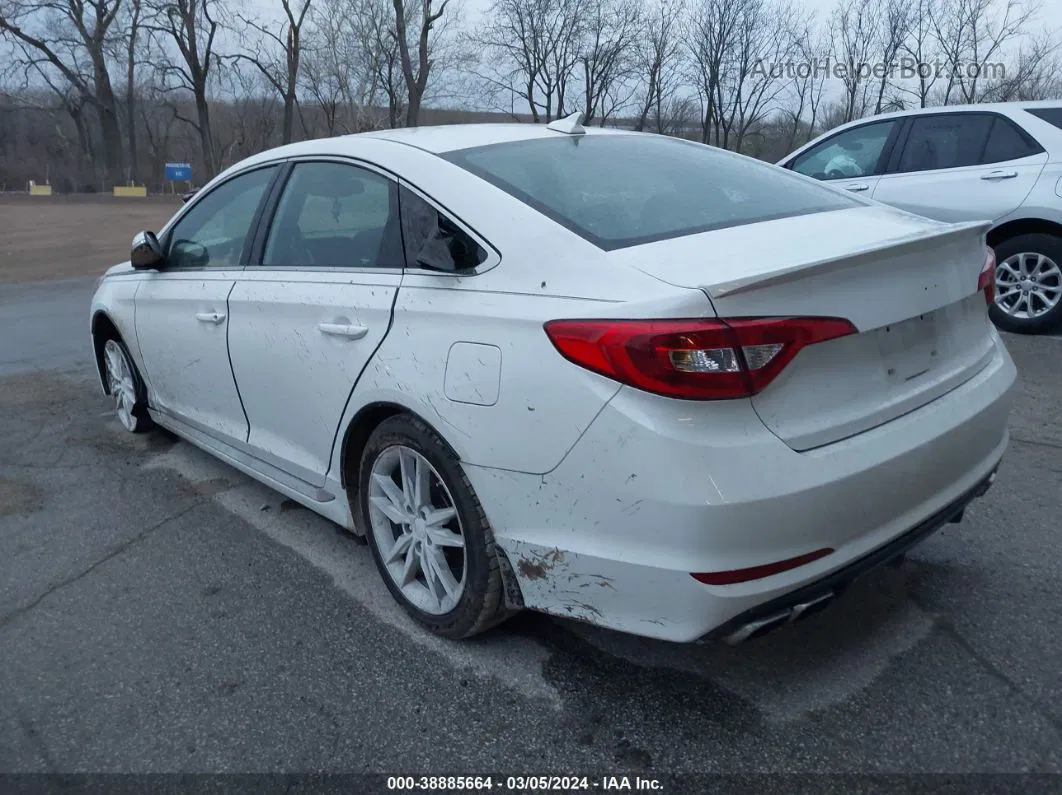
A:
546,111,585,135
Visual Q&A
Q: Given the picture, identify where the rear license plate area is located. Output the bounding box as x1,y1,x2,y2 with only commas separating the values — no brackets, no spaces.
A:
876,312,940,383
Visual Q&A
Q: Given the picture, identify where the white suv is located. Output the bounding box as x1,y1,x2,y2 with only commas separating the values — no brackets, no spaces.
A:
780,101,1062,334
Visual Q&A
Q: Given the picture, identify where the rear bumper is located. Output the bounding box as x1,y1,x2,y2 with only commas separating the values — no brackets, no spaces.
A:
467,335,1016,642
707,465,998,644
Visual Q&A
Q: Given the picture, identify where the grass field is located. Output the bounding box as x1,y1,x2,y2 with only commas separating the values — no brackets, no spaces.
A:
0,194,182,285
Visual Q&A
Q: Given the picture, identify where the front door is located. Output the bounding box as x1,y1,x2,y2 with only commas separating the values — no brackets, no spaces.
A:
135,164,279,441
226,160,405,486
788,118,900,199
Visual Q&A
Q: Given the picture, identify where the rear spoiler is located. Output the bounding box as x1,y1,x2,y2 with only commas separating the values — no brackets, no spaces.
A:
705,220,993,298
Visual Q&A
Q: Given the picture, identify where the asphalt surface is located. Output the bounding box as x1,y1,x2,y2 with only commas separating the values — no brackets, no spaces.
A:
1,276,1061,779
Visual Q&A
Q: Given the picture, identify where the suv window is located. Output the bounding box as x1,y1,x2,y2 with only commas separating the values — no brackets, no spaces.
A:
1025,107,1062,131
399,187,488,272
790,120,897,180
166,166,277,269
981,116,1044,163
896,114,993,173
262,162,403,268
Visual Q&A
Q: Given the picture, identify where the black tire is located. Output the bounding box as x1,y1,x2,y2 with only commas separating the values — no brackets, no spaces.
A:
358,414,514,639
988,233,1062,334
100,334,155,434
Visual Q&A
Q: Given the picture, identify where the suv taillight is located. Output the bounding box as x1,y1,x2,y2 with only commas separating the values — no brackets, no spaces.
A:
544,316,857,400
978,247,996,307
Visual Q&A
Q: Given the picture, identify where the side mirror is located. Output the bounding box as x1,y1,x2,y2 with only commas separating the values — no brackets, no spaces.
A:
131,231,163,269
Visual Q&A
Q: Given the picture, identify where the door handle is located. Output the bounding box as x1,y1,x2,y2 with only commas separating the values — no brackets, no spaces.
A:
196,311,226,324
317,322,369,340
845,184,870,192
981,170,1018,180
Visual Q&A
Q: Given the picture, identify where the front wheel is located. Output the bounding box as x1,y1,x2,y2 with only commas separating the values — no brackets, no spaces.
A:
102,337,153,433
358,414,514,639
989,233,1062,334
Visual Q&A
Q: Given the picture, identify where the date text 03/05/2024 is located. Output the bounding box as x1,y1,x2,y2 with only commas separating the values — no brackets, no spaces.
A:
386,776,665,792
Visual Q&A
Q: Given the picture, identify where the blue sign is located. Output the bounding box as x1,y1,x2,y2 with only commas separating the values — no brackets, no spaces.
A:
165,162,192,181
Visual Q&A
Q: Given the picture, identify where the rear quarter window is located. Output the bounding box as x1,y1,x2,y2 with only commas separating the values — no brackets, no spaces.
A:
442,135,860,250
1025,107,1062,131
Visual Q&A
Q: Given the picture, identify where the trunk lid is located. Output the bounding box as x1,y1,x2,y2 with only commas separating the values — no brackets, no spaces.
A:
613,206,997,451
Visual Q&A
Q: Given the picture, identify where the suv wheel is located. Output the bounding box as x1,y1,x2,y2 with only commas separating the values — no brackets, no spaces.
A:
989,233,1062,334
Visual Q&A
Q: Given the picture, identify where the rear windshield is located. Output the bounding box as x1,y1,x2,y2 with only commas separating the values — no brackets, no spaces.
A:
442,134,859,250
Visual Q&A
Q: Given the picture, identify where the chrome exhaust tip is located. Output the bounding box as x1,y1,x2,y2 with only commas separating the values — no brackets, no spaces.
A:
723,592,836,646
724,611,791,645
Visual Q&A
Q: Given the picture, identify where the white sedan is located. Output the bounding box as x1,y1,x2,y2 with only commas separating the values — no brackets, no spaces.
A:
90,115,1017,645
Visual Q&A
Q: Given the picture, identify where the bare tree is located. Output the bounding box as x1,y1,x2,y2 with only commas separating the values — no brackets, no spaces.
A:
577,0,641,125
231,0,312,144
779,17,829,151
687,0,737,144
122,0,144,182
687,0,797,150
301,0,397,134
980,32,1062,101
933,0,1039,105
0,0,126,183
149,0,225,176
898,0,940,108
472,0,584,122
831,0,879,123
872,0,910,114
391,0,451,126
726,0,800,151
632,0,686,133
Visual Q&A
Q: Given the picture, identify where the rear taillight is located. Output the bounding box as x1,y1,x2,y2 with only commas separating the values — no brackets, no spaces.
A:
978,247,996,307
543,316,858,400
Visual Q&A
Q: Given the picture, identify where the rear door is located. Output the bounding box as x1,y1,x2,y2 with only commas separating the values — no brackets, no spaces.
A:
871,112,1048,222
225,159,405,487
786,118,903,198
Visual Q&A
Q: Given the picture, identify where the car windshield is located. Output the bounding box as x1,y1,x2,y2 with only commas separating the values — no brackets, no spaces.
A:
443,134,860,250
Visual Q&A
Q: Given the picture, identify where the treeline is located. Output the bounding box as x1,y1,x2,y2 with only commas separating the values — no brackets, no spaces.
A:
1,0,1060,192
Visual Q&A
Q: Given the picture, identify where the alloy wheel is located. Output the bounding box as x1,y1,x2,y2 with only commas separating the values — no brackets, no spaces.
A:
995,251,1062,320
367,445,467,615
103,339,138,432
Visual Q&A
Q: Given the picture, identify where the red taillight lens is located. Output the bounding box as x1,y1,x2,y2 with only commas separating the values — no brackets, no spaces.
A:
691,547,834,585
543,316,857,400
978,247,996,307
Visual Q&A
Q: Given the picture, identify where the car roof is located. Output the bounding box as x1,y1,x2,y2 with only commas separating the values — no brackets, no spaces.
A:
209,122,647,192
814,99,1062,131
360,122,636,153
333,122,636,156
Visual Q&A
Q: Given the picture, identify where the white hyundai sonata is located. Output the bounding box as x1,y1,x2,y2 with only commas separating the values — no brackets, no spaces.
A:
90,115,1017,645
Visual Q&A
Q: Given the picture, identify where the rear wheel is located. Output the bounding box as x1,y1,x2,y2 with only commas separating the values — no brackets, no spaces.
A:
989,233,1062,334
358,414,513,639
102,337,153,433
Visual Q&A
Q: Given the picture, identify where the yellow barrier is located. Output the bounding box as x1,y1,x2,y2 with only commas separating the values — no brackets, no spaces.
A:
28,184,52,196
114,185,147,198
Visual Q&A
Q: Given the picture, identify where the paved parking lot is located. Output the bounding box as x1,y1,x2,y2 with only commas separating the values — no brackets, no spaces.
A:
1,276,1061,777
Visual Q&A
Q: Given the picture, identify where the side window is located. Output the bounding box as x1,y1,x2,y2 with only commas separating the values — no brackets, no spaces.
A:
790,120,897,180
261,162,403,268
896,114,993,173
1025,107,1062,131
166,165,277,269
980,116,1044,164
399,186,488,272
